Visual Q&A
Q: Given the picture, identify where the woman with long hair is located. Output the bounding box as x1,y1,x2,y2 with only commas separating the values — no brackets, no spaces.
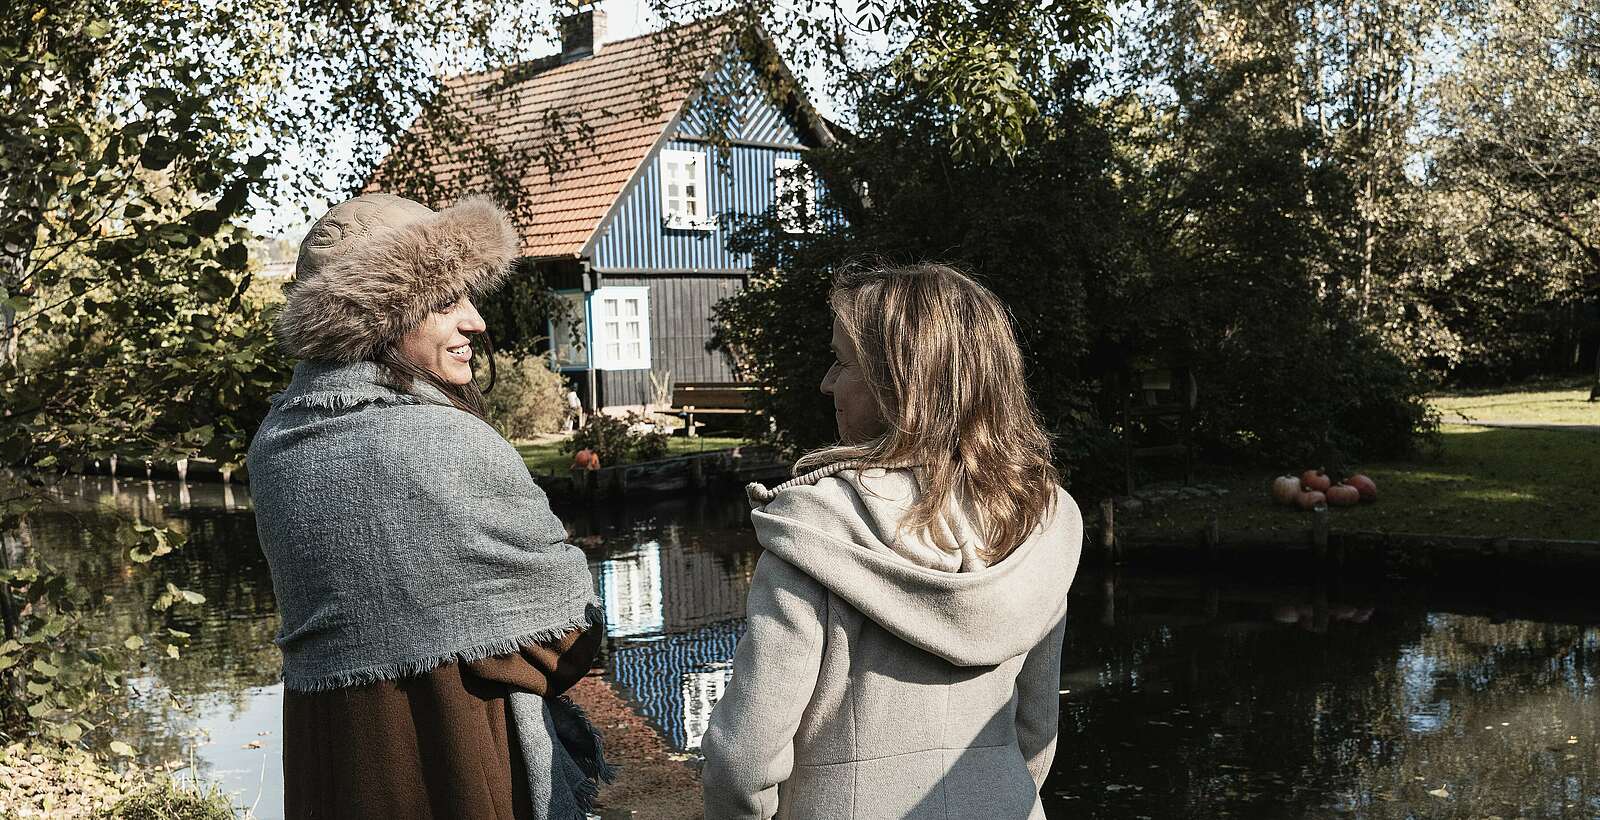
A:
248,193,611,820
702,263,1083,819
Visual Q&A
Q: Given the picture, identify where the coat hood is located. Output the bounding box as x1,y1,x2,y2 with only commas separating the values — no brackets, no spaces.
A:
746,464,1083,667
275,193,520,363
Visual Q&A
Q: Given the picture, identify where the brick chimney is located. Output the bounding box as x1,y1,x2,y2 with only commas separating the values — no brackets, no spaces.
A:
559,9,606,62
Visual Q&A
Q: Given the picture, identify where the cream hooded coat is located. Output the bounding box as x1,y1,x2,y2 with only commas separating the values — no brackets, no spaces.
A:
702,466,1084,820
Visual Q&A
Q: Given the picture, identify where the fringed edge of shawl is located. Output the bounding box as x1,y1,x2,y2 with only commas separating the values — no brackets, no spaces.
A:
556,693,621,785
270,390,422,412
280,597,602,693
551,693,620,816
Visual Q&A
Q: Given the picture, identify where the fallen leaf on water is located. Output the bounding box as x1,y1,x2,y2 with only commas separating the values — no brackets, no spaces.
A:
1428,788,1450,798
242,740,262,750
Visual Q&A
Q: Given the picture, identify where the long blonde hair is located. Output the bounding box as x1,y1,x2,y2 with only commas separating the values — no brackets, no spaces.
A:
795,263,1059,563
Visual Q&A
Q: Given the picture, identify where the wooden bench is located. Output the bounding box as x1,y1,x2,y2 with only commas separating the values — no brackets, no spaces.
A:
671,382,760,437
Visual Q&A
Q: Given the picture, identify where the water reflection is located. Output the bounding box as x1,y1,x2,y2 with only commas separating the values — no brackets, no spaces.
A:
7,476,1598,818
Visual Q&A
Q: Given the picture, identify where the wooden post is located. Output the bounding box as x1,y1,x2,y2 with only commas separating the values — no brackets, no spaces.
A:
1204,511,1220,564
220,465,233,485
1099,498,1117,565
1312,505,1330,560
1099,574,1116,627
109,454,118,477
1312,583,1330,633
689,456,705,490
176,458,189,483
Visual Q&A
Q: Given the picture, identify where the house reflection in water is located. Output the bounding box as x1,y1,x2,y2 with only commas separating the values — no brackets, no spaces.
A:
595,532,758,750
601,541,665,637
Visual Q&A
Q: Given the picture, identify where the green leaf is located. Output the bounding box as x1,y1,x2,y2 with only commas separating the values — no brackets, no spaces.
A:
165,643,180,659
57,722,84,742
26,701,51,718
139,135,176,171
109,740,135,757
85,19,110,38
32,659,60,677
123,635,145,650
179,589,206,605
166,628,191,640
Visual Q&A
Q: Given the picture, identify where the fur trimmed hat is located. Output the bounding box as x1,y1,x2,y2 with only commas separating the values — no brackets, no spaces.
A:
275,193,520,363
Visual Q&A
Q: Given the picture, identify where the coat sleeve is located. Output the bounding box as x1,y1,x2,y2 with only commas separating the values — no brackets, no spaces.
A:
701,552,827,820
1015,612,1066,792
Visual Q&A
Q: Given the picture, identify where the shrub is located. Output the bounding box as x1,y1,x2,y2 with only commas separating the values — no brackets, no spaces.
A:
102,779,236,820
484,352,568,441
561,412,670,466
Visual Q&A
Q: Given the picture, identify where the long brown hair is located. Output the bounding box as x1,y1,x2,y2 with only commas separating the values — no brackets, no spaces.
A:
795,263,1060,563
374,336,493,421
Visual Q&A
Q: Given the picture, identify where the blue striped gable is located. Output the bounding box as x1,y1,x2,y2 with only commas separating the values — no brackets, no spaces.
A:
674,56,806,146
588,138,808,272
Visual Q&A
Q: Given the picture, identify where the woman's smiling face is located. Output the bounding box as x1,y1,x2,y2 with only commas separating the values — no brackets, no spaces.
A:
395,295,486,386
820,314,886,444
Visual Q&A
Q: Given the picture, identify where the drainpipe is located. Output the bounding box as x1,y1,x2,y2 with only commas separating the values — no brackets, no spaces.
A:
582,261,598,414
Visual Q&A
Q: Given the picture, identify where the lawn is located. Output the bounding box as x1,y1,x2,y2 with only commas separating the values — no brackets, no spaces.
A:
1429,379,1598,426
516,435,749,474
1125,424,1600,542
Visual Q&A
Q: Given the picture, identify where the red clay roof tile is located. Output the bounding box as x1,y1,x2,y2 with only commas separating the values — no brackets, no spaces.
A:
370,23,728,260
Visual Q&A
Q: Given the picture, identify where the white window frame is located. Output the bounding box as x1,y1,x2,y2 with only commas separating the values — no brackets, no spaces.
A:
659,148,713,230
590,286,651,371
774,156,816,233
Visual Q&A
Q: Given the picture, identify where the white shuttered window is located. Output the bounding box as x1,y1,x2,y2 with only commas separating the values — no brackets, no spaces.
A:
659,149,711,229
592,286,651,370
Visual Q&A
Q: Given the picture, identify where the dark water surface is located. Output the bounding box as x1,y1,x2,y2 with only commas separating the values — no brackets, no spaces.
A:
13,476,1598,818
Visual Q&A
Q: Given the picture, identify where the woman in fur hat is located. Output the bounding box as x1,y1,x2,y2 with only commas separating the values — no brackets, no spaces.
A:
247,193,611,820
701,264,1083,819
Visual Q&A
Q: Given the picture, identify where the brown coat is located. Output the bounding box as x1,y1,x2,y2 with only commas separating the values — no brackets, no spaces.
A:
283,625,602,820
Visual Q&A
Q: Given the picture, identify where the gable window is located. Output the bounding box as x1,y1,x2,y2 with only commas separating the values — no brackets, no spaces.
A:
659,149,712,230
773,156,815,233
591,286,651,370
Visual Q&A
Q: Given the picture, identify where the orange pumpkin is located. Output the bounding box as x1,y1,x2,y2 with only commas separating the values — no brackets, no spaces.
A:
572,448,601,471
1295,490,1327,511
1301,469,1332,493
1326,484,1360,507
1346,474,1378,502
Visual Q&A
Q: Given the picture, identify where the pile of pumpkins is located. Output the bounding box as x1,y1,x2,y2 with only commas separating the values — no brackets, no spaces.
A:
1271,469,1378,511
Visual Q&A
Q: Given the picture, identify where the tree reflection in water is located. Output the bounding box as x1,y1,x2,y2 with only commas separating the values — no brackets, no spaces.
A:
13,478,1598,818
1047,572,1599,818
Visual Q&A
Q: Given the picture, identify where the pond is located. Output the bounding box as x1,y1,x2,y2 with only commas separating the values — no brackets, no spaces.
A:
11,475,1599,818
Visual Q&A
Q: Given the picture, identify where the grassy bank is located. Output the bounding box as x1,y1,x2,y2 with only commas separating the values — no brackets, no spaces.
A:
517,436,748,474
0,741,234,819
1429,379,1596,426
1125,424,1599,542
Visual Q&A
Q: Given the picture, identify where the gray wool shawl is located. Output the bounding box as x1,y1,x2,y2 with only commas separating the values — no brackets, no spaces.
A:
247,360,613,818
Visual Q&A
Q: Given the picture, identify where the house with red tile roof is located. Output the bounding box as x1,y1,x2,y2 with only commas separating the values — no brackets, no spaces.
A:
375,11,836,413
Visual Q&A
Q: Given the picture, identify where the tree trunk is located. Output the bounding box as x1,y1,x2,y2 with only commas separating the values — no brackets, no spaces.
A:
1590,328,1600,401
0,303,13,370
